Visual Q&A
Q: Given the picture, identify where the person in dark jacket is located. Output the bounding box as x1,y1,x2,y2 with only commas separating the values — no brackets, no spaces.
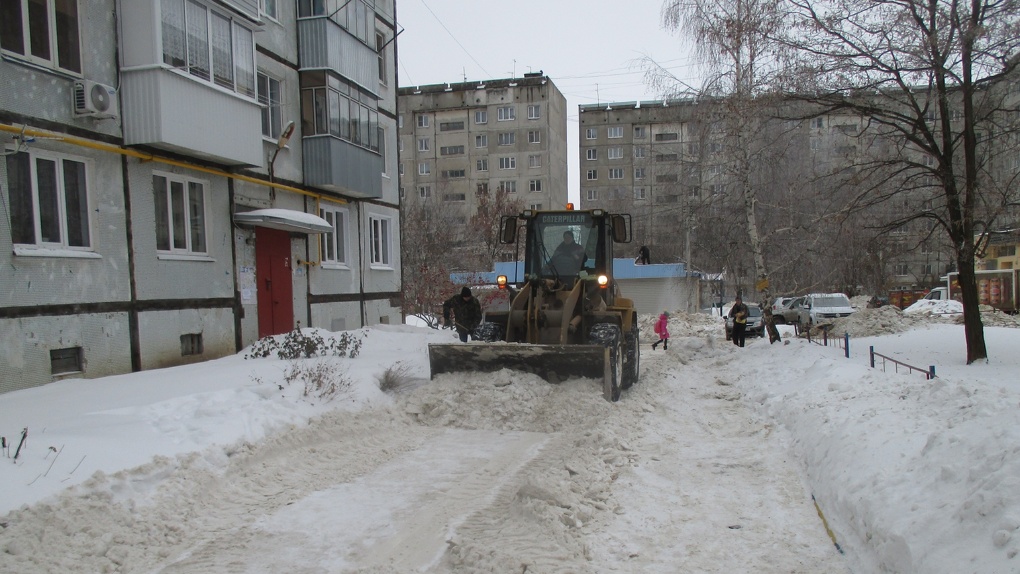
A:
443,286,483,342
635,245,651,265
728,295,749,347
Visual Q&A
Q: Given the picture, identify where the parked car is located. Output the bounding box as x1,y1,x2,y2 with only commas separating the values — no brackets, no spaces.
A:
779,296,806,324
725,303,766,339
770,297,795,323
797,293,856,328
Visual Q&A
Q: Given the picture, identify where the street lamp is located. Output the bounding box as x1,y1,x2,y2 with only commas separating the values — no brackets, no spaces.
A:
268,120,295,202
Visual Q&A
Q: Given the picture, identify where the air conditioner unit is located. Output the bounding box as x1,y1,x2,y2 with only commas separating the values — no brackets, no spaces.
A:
73,80,119,119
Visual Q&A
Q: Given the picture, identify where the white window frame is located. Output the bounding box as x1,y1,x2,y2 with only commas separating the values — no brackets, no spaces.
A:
261,0,278,20
475,134,488,148
0,0,82,74
499,156,517,170
634,167,646,180
634,187,647,200
529,179,542,192
418,185,431,198
497,106,515,121
609,168,624,180
498,132,515,146
476,158,488,171
475,110,488,124
418,162,430,175
417,114,429,128
6,148,93,251
608,147,622,159
528,130,541,144
634,126,646,138
161,0,257,98
258,71,283,140
634,146,646,158
528,154,542,168
153,171,208,255
376,30,387,84
369,215,393,267
498,180,517,193
418,137,430,152
318,204,349,267
586,169,597,181
586,189,597,201
586,128,597,140
586,148,597,161
527,104,541,119
608,126,623,138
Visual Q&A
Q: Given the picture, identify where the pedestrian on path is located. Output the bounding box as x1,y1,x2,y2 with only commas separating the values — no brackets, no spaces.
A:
652,311,670,350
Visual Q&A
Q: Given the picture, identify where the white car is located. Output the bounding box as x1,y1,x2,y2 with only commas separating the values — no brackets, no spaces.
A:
797,293,856,328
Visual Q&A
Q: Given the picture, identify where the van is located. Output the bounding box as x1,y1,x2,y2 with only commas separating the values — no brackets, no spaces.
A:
798,293,856,327
922,287,949,301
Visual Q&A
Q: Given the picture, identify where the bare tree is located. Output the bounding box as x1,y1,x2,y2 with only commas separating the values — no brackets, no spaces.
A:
400,197,461,328
771,0,1020,362
466,188,525,270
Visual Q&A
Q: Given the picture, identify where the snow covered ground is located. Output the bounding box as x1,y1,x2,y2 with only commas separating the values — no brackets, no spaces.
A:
1,307,1018,573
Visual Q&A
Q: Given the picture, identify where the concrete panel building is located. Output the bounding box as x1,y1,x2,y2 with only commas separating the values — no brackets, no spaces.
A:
1,0,402,393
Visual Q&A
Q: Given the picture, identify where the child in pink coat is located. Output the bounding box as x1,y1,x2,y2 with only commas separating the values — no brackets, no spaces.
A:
652,311,670,350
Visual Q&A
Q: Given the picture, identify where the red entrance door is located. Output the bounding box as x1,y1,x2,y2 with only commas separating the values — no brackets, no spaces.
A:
255,227,293,339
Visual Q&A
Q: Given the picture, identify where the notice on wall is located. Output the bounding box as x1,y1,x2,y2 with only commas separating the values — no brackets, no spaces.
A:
239,266,256,303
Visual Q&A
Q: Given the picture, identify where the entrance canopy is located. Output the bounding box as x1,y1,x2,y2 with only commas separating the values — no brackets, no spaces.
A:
233,208,332,234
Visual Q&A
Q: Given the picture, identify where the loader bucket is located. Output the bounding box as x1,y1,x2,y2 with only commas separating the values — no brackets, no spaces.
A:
428,343,613,400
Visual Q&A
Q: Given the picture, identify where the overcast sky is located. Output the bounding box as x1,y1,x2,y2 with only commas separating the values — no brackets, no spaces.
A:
395,0,699,203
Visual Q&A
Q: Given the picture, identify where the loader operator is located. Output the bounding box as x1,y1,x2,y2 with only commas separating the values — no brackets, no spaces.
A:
443,287,483,342
546,231,587,277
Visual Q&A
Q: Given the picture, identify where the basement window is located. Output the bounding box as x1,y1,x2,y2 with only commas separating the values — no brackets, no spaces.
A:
50,347,83,375
181,333,204,356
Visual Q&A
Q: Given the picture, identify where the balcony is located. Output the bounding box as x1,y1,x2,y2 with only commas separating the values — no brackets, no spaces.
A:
303,136,382,198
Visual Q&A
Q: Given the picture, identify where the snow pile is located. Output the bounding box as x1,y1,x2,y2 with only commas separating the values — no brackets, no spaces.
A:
904,298,963,316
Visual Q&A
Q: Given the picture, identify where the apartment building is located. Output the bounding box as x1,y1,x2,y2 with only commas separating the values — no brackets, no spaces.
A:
0,0,401,393
397,75,568,254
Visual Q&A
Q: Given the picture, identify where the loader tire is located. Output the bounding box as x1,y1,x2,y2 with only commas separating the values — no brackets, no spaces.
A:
590,323,623,402
621,321,639,390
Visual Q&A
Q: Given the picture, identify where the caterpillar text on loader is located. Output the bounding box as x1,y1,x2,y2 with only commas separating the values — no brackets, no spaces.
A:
428,207,641,401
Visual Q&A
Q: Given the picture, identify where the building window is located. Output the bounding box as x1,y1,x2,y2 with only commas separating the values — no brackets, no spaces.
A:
475,134,488,148
810,138,820,151
528,104,541,119
811,117,825,128
530,180,542,192
709,184,726,195
476,158,488,171
528,154,542,168
369,215,392,266
608,127,623,138
634,146,646,159
687,142,700,155
608,147,623,159
417,137,430,152
498,180,517,193
586,189,597,201
440,145,464,156
441,169,466,178
417,114,429,128
418,185,431,198
634,187,646,200
608,168,624,180
894,263,909,276
586,169,598,180
499,157,516,170
497,106,515,121
498,132,515,146
530,203,543,210
376,31,386,83
439,121,465,131
6,150,91,249
181,333,204,356
528,130,541,144
634,126,646,139
319,205,349,264
634,167,646,179
300,76,380,152
398,164,404,176
257,72,284,139
586,128,597,139
398,115,403,128
153,173,207,254
656,153,678,162
418,162,430,175
161,0,256,97
476,182,489,194
475,110,487,124
655,132,678,141
50,346,83,375
443,193,466,202
0,0,82,74
586,149,597,161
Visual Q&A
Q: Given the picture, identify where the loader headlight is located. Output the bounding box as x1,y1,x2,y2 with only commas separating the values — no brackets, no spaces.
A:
597,275,609,287
497,275,508,289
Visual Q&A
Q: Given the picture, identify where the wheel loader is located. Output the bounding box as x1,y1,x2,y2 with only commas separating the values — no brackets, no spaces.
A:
428,207,640,401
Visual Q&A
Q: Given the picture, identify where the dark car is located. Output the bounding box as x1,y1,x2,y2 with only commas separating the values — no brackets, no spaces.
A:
725,303,765,339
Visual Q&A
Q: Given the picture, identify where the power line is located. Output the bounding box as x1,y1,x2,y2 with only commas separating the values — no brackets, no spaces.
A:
415,0,492,79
